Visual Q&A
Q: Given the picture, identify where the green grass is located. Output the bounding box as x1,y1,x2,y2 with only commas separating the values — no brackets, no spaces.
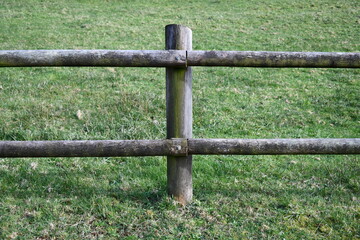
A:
0,0,359,239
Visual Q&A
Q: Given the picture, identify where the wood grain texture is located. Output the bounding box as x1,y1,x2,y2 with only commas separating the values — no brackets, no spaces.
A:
187,51,360,68
165,24,193,205
188,138,360,155
0,50,186,67
1,138,359,158
0,139,188,157
1,50,359,68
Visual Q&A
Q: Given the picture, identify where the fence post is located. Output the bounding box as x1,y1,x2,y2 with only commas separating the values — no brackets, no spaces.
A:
165,24,192,205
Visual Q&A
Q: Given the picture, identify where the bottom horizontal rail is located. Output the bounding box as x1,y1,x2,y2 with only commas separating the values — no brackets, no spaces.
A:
0,138,359,158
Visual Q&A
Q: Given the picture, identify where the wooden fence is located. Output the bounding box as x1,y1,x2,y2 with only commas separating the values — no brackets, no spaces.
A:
0,24,359,204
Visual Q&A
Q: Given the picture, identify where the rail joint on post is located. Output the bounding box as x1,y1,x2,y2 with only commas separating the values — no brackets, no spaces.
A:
169,138,188,156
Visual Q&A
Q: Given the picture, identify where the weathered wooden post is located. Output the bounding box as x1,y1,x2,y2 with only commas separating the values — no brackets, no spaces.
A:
165,24,193,204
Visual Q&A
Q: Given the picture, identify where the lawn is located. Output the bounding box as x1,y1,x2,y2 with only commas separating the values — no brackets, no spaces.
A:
0,0,359,239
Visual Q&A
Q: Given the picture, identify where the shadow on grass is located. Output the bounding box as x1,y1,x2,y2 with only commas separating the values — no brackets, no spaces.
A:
1,155,358,211
1,166,356,212
0,166,168,208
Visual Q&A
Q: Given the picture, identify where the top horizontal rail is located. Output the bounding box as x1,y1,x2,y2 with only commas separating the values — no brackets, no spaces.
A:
0,50,359,68
188,51,360,68
0,50,187,67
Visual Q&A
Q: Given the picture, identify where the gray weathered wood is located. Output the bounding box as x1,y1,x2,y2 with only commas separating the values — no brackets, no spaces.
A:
0,139,188,157
187,51,360,68
166,24,193,205
0,138,359,157
188,138,360,155
2,50,359,68
0,50,186,67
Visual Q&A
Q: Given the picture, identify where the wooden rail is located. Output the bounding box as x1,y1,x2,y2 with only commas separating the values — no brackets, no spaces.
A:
1,139,359,158
1,24,359,204
1,50,359,68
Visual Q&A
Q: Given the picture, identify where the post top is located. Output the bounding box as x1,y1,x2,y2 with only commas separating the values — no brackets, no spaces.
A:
165,24,192,32
165,24,192,50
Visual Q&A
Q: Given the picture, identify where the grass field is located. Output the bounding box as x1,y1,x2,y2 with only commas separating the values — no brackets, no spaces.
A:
0,0,359,239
